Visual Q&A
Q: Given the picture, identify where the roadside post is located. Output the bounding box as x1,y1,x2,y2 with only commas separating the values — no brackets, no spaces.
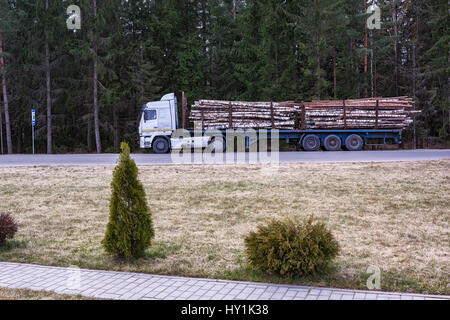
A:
31,109,36,154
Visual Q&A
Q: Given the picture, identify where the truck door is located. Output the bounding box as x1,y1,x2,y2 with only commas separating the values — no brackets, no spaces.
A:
158,106,172,130
143,109,158,131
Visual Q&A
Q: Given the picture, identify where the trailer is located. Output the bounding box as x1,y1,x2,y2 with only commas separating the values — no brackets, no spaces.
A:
139,93,403,153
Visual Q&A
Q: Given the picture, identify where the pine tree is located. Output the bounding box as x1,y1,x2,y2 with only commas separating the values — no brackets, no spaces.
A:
0,0,13,154
102,142,154,259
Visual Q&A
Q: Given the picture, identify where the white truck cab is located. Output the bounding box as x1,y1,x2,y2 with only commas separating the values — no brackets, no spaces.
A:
139,93,213,153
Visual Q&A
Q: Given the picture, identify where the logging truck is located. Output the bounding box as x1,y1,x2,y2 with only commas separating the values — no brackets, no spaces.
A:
139,93,406,153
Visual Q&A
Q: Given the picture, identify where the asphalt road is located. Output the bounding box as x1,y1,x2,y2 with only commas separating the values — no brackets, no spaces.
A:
0,149,449,166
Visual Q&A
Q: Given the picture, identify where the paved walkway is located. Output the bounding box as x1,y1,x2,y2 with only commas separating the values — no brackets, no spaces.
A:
0,262,448,300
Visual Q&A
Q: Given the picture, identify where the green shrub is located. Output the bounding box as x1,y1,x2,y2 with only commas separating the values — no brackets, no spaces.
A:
0,213,18,246
245,216,339,277
102,142,154,259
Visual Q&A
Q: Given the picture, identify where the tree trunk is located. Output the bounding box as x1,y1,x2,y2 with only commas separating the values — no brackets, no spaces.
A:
113,104,119,152
393,4,399,96
0,90,3,154
413,43,417,149
370,30,374,97
364,0,368,98
87,113,92,152
0,33,12,154
93,0,101,153
332,28,337,99
448,1,450,137
45,0,52,154
314,0,320,99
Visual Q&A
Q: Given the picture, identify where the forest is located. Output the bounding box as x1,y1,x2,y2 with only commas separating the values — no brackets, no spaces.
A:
0,0,448,154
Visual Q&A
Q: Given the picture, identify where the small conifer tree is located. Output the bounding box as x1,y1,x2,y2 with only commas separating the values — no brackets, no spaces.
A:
102,142,154,259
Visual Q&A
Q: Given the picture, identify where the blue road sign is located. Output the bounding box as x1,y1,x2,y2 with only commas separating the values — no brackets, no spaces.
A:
31,109,36,126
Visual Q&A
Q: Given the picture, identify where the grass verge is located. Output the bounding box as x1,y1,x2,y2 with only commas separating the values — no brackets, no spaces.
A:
0,160,448,295
0,287,92,300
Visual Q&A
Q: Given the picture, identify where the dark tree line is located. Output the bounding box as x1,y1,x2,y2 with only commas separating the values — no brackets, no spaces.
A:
0,0,448,154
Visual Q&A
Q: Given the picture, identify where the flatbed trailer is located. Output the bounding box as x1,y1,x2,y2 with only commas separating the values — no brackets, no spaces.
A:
181,129,402,152
139,93,403,153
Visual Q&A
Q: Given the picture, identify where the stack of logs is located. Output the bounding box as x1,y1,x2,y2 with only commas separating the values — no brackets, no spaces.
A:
302,97,418,129
189,100,301,129
189,96,418,130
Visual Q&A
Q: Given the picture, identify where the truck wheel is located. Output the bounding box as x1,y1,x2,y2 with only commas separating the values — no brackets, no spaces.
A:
207,136,226,153
152,137,169,154
345,134,364,151
302,134,321,151
324,135,342,151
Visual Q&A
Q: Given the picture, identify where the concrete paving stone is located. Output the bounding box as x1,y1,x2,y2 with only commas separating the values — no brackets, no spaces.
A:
210,284,227,291
275,287,288,294
177,292,194,299
233,284,248,290
251,288,265,295
270,293,285,300
177,284,195,291
228,289,244,296
147,291,169,299
211,293,226,300
194,289,210,296
99,293,120,299
184,285,203,293
365,293,378,300
375,295,395,300
201,290,217,297
329,294,342,300
259,293,274,300
241,287,255,294
135,287,155,296
184,279,199,284
294,291,308,299
308,289,321,295
235,293,250,300
319,289,332,296
341,294,355,300
246,294,263,300
354,292,366,299
305,295,318,300
127,292,147,300
200,282,217,290
264,286,279,293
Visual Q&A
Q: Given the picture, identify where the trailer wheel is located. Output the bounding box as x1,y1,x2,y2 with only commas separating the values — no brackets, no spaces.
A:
152,137,169,154
323,135,342,151
207,136,226,153
302,134,321,151
345,134,364,151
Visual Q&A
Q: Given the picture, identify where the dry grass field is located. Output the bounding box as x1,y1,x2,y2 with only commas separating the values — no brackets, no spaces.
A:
0,287,89,300
0,160,448,295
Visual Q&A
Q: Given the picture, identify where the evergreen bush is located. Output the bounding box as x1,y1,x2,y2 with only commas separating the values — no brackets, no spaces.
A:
245,216,339,277
102,142,154,259
0,213,18,246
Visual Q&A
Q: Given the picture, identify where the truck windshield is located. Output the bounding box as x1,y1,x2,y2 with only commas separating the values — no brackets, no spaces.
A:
144,110,157,121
